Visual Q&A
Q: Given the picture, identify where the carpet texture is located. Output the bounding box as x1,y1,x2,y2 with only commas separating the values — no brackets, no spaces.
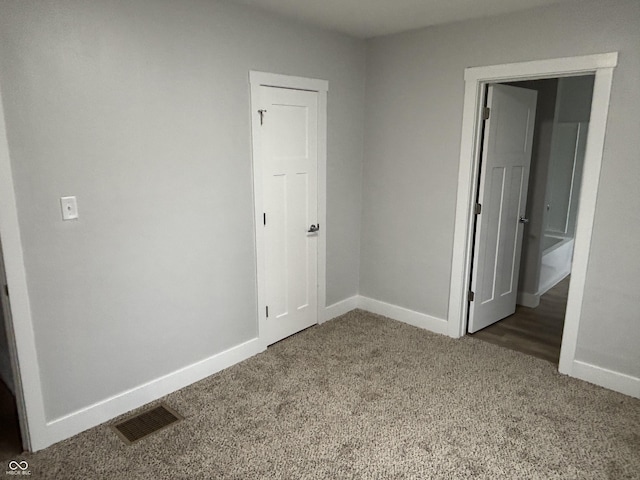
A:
12,310,640,479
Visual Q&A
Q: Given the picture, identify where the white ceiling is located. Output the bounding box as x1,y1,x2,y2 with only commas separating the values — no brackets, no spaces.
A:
229,0,580,38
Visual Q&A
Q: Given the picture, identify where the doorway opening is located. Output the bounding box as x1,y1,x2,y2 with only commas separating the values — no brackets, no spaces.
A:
0,239,23,460
0,374,22,461
469,75,595,365
447,53,617,379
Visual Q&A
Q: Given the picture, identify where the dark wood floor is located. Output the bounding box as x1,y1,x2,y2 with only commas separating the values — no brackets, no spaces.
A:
471,276,569,364
0,379,22,461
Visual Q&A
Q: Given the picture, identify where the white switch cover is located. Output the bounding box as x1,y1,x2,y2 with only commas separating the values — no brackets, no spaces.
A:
60,196,79,220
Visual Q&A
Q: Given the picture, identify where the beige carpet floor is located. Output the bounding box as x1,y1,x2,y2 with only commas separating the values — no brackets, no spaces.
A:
11,310,640,479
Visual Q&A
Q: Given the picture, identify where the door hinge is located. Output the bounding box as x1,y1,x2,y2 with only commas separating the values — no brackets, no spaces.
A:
474,203,482,215
468,291,475,302
266,306,269,318
482,107,490,120
258,109,267,125
263,213,266,225
3,285,8,297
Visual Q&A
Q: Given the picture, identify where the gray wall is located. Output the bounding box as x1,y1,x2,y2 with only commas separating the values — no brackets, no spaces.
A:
0,0,365,421
362,0,640,377
557,75,595,123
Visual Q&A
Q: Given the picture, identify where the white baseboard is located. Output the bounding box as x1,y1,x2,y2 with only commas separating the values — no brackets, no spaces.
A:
41,338,265,450
323,295,359,323
37,294,446,450
357,296,448,336
35,302,637,452
324,295,449,338
571,360,640,399
516,291,540,308
538,269,571,297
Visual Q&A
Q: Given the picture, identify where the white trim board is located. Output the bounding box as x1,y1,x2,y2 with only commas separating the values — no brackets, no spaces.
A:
325,292,639,402
517,269,572,309
358,296,448,336
327,296,639,399
324,296,359,323
0,86,46,451
46,290,442,449
447,53,617,383
43,338,264,449
39,301,639,450
516,292,540,309
324,295,448,336
249,71,328,347
538,269,571,298
571,361,640,399
249,71,328,92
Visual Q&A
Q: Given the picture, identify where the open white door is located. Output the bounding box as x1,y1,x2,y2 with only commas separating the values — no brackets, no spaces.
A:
259,86,319,345
468,84,537,333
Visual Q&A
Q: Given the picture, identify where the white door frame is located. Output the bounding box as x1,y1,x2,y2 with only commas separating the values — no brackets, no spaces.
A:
0,87,47,451
249,71,328,347
447,52,617,377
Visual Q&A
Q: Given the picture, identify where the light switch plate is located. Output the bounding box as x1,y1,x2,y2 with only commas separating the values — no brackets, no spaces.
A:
60,196,78,220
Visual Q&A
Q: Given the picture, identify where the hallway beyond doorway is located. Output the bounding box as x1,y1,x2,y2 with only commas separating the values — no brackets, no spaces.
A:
471,276,569,364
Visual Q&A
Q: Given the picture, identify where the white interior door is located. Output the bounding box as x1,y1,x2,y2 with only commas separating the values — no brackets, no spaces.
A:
260,86,319,345
468,84,537,333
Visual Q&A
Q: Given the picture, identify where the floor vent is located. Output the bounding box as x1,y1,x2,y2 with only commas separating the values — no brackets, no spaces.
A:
111,403,183,445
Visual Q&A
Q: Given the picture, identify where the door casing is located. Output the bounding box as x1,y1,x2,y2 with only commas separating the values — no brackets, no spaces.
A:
0,88,41,451
249,71,328,348
447,52,617,377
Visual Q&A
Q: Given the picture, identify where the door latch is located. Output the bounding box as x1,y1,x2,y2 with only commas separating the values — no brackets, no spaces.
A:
307,224,320,233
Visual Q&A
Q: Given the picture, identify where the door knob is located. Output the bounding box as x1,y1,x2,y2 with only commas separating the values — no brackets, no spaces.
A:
307,224,320,233
519,217,529,224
